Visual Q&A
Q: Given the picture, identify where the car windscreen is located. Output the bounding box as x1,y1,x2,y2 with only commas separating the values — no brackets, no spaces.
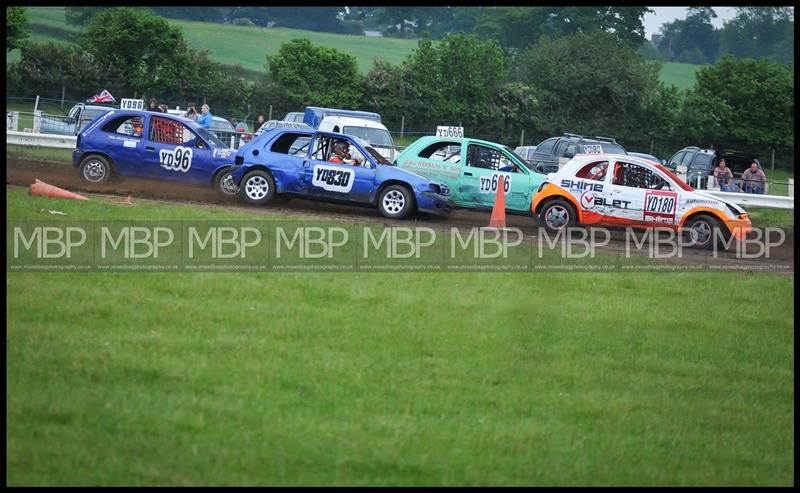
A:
656,164,694,191
343,126,394,147
503,146,531,171
195,126,227,148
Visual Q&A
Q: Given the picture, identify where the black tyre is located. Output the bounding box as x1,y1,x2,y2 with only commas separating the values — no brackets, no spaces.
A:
378,184,414,220
239,170,276,205
684,214,726,250
539,198,577,234
79,155,112,184
214,168,239,197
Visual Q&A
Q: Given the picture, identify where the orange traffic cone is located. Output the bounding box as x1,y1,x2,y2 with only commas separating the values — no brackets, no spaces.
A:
487,174,507,229
29,179,89,201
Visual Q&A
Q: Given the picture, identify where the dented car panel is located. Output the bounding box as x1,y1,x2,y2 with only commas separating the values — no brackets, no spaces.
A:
531,154,752,239
394,136,547,214
72,110,236,187
230,129,454,216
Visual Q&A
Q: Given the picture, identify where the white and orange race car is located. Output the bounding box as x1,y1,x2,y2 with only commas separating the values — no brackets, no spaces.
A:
531,154,752,249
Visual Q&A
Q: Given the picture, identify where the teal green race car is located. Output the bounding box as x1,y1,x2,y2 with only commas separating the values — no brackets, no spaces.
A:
393,136,547,213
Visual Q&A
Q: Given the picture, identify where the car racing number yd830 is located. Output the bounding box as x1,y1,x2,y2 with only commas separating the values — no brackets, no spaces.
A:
312,164,355,193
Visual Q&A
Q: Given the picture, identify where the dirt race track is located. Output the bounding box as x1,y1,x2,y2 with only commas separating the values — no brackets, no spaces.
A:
6,158,794,273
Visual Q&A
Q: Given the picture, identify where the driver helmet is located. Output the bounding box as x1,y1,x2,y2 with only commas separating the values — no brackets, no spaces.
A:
332,140,350,158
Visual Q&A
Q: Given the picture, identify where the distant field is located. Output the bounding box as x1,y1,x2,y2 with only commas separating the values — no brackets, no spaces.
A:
22,7,419,75
20,6,701,88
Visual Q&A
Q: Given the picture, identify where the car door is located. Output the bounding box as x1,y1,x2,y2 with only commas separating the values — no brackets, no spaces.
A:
302,135,376,203
141,115,214,184
600,159,677,225
461,143,532,211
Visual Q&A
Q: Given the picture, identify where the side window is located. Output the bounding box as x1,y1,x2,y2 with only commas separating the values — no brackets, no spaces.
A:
467,144,506,170
613,162,671,190
563,142,578,158
535,138,557,157
575,161,609,181
311,136,331,161
103,116,145,137
150,117,196,146
270,133,311,155
418,142,462,162
669,151,686,168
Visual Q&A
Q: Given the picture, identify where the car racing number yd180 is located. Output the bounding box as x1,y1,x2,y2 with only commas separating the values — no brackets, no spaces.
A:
312,164,355,193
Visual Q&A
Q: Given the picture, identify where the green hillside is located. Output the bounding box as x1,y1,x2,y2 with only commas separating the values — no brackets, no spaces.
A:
20,7,700,90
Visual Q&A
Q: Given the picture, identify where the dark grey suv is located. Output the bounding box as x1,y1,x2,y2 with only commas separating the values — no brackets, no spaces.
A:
667,146,762,189
529,133,627,174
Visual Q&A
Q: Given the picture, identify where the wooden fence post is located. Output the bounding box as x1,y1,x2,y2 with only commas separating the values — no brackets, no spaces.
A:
400,116,405,139
520,129,525,147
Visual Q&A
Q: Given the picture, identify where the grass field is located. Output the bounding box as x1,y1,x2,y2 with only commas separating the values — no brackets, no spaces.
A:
18,6,702,88
5,186,795,485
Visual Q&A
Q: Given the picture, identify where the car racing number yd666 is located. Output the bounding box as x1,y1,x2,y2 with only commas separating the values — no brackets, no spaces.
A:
479,173,511,194
160,146,193,172
312,164,355,193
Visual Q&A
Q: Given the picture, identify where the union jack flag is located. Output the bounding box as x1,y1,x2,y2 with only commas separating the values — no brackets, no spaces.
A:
86,89,115,103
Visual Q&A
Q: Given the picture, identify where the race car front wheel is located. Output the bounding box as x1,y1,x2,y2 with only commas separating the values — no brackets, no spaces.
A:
240,170,276,205
79,155,112,184
684,214,726,250
539,199,576,234
378,184,414,220
214,169,239,197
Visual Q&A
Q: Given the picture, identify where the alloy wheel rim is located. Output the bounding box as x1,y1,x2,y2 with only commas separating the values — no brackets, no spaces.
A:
245,176,269,200
383,190,406,214
545,205,569,229
84,161,105,182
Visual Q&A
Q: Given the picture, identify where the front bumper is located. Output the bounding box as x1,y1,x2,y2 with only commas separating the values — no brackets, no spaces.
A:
417,192,455,217
724,214,752,240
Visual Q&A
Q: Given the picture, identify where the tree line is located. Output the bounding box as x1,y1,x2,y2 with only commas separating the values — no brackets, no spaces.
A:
6,7,795,168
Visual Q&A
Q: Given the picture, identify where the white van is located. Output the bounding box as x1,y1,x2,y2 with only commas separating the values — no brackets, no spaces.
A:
303,107,396,161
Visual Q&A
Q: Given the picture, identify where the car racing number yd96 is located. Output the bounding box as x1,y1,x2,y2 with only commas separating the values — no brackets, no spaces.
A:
479,173,511,194
312,164,355,193
159,146,193,172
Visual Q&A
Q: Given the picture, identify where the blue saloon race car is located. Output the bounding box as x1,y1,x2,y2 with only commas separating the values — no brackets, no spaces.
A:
229,128,454,219
72,110,239,195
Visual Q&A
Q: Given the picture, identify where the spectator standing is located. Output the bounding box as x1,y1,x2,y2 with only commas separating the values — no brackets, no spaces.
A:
147,99,159,112
233,119,248,133
158,104,168,113
183,103,198,121
197,104,213,130
740,162,767,194
254,113,266,133
713,159,734,191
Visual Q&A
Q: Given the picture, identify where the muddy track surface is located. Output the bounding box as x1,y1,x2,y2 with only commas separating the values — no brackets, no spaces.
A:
7,158,794,272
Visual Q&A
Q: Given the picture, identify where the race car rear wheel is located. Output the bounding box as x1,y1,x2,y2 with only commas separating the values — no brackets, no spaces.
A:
214,169,238,197
240,170,276,205
684,214,725,250
378,184,414,220
79,155,112,184
539,199,576,234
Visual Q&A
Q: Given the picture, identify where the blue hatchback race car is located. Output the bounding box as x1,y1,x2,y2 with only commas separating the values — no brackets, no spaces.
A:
229,129,453,219
72,109,239,196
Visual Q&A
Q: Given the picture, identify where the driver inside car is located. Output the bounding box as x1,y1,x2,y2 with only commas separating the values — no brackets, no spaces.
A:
328,140,361,166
